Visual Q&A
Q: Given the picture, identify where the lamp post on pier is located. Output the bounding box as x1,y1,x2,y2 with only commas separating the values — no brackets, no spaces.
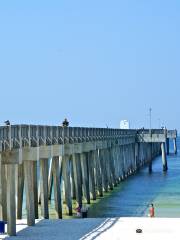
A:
149,108,152,131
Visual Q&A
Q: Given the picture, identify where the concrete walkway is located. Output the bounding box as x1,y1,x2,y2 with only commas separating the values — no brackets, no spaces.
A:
1,217,180,240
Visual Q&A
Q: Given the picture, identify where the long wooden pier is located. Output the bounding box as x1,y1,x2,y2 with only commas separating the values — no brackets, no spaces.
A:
0,125,177,236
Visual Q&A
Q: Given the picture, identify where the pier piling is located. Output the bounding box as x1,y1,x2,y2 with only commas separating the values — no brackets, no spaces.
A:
40,158,49,219
7,164,16,236
80,153,90,203
52,156,62,219
161,143,168,171
62,156,72,216
166,138,169,155
1,164,7,221
72,154,83,206
16,163,24,220
24,161,35,226
173,138,177,154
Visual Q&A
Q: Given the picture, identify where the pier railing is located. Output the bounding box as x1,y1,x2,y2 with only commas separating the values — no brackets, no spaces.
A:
0,125,177,152
0,125,138,151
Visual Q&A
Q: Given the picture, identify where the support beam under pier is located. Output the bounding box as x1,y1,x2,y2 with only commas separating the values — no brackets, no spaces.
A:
62,155,72,216
7,164,16,236
161,143,168,171
39,158,49,219
24,161,35,226
173,138,177,155
166,138,169,155
72,153,83,207
148,143,152,173
16,163,24,220
100,149,108,192
134,143,139,171
48,158,53,201
94,149,103,197
80,152,90,204
1,164,7,221
88,151,96,200
52,156,62,219
32,161,38,219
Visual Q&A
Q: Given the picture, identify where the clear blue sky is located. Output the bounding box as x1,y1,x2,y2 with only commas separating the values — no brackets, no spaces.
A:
0,1,179,129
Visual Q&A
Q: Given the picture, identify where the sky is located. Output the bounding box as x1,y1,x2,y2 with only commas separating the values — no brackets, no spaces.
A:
0,0,180,130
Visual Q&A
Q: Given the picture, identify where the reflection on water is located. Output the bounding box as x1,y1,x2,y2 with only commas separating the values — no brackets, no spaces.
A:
88,138,180,218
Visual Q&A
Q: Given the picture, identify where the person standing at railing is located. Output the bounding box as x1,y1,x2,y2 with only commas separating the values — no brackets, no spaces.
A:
4,120,10,126
62,118,69,127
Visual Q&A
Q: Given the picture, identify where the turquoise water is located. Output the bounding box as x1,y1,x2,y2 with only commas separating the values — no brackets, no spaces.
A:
88,138,180,218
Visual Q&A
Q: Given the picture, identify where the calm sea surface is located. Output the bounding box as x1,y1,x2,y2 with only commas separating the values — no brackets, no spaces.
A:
88,137,180,218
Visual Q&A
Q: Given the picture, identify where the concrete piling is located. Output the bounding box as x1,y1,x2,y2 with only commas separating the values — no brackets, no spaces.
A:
62,155,72,215
106,149,113,190
80,152,90,203
72,153,83,206
113,147,119,183
119,146,124,180
0,155,3,220
32,161,38,219
40,158,49,219
121,145,126,179
148,143,152,173
1,164,7,221
166,138,169,155
109,148,117,187
161,143,168,171
135,143,139,171
70,159,76,200
48,158,53,201
95,150,103,197
88,151,96,200
100,149,108,192
7,164,16,236
173,138,177,154
16,163,24,219
24,161,35,226
52,156,62,219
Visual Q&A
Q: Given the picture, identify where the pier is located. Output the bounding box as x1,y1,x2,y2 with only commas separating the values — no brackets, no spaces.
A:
0,125,177,236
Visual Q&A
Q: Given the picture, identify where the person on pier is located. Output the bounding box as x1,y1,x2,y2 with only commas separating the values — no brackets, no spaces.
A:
4,120,10,126
62,118,69,127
